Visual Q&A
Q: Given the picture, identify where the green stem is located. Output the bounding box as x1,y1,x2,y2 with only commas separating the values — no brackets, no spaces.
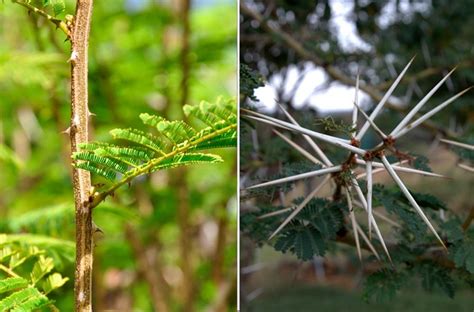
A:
12,0,71,39
0,264,21,278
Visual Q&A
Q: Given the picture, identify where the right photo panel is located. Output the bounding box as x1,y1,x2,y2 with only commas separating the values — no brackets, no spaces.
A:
239,1,474,311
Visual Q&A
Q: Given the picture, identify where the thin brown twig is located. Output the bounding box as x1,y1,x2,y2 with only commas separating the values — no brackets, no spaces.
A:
125,224,170,312
462,206,474,232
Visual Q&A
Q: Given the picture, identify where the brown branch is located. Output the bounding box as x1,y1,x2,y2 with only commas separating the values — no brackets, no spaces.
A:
12,0,71,39
125,224,170,312
462,206,474,231
212,212,229,283
205,275,237,312
240,3,458,138
69,1,94,311
376,60,474,91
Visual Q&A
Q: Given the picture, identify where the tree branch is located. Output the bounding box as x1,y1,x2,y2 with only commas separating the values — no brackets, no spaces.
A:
12,0,71,39
462,206,474,231
240,2,458,138
125,224,170,312
69,1,93,311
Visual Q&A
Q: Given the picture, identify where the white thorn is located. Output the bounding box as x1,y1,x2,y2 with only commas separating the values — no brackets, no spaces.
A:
247,165,342,190
345,186,361,261
268,175,331,240
366,161,373,240
440,138,474,151
394,87,473,139
380,155,446,249
372,210,401,228
458,163,474,173
61,127,71,135
355,159,446,179
68,50,78,63
258,207,294,219
390,67,458,136
354,102,387,139
351,177,392,262
273,130,324,166
352,74,360,136
355,223,381,260
243,113,366,156
357,56,415,140
278,104,334,167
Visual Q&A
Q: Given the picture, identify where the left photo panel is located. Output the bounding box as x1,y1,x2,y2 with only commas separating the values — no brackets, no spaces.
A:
0,0,237,311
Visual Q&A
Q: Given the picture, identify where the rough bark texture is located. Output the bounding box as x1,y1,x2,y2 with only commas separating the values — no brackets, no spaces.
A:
70,1,93,311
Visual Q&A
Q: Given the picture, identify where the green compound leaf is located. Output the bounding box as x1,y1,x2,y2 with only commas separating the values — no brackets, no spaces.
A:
363,269,406,303
415,261,455,298
296,198,344,239
450,231,474,274
140,114,197,143
109,128,167,155
0,287,50,311
42,0,66,16
274,223,326,260
30,256,54,285
240,64,265,101
75,161,117,181
73,152,129,174
153,153,223,171
51,0,65,16
0,236,71,311
72,99,236,203
190,131,237,151
42,273,69,295
0,277,28,294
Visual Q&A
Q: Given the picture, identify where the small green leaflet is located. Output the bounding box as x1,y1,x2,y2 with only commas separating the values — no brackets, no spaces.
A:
274,223,326,260
42,0,66,16
0,277,28,294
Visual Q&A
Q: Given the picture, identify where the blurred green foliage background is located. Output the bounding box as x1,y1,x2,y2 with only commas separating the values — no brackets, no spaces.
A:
0,0,236,310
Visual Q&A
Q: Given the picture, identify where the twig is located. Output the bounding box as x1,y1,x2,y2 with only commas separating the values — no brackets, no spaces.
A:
125,225,170,312
12,0,71,39
462,206,474,231
0,264,21,278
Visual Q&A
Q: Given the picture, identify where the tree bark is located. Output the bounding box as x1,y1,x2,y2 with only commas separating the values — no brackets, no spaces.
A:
69,1,94,311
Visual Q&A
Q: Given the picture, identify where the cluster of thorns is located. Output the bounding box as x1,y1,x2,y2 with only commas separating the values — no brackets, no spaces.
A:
242,57,473,262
